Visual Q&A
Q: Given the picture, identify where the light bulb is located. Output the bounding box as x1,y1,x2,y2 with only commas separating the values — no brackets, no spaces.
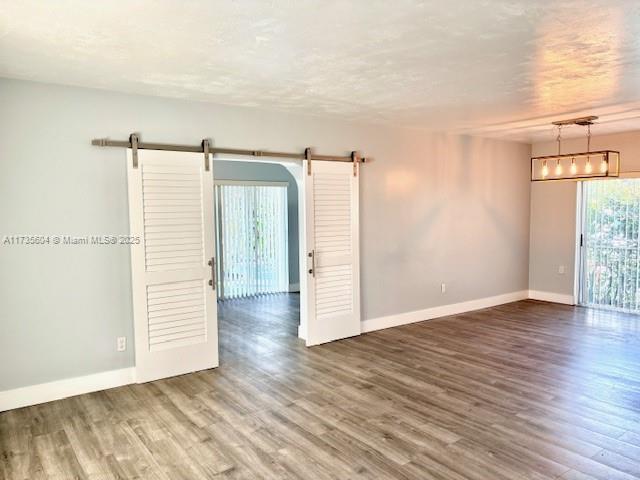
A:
541,160,549,177
600,158,608,173
570,158,577,175
585,158,592,174
555,159,562,176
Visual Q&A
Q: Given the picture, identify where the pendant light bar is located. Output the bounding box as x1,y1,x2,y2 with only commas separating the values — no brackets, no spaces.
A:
91,135,365,165
532,150,620,181
531,116,621,182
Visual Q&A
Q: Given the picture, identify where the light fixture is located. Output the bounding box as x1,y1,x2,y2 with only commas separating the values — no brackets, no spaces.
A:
600,158,608,173
585,158,593,174
531,116,620,182
555,158,562,175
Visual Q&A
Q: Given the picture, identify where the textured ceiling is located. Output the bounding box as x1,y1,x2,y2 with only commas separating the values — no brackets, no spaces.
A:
1,0,640,141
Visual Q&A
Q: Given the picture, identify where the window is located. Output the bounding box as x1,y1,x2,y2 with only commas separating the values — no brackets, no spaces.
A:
581,179,640,312
215,182,289,299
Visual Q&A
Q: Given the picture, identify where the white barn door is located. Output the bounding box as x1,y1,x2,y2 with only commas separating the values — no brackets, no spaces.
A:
304,160,360,346
127,149,218,383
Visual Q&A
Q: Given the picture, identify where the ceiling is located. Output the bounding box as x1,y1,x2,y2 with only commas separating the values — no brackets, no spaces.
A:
1,0,640,142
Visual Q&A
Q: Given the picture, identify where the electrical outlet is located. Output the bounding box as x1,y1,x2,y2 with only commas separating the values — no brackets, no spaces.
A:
558,265,566,274
117,336,126,352
441,283,446,293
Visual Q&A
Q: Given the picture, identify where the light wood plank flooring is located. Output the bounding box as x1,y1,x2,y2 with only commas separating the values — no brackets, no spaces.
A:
2,296,640,479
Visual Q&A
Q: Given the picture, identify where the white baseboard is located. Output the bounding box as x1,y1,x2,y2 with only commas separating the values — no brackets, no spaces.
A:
362,290,529,333
288,283,300,293
0,367,135,412
528,290,575,305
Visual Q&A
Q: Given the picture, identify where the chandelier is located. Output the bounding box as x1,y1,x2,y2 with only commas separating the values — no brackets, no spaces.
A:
531,116,620,182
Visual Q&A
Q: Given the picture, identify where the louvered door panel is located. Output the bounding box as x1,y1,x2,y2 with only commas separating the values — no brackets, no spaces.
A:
142,166,204,272
305,161,360,346
146,279,206,351
128,149,218,383
315,265,353,318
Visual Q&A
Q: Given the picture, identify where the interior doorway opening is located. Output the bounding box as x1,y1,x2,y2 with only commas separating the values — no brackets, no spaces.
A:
213,159,303,363
579,178,640,313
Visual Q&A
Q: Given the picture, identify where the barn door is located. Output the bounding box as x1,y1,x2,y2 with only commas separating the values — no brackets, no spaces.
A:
127,149,218,383
304,160,360,346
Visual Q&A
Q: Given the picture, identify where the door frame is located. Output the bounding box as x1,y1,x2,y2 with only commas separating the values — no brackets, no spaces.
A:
575,180,585,306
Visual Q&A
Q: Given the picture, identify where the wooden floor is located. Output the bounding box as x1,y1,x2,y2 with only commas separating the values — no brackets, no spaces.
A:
2,297,640,479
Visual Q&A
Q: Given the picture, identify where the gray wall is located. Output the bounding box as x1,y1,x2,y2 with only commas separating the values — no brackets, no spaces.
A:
0,78,532,391
213,160,299,287
529,130,640,297
528,181,577,295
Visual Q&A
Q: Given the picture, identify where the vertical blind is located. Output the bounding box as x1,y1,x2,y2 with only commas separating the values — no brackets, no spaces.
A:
216,182,289,299
582,179,640,312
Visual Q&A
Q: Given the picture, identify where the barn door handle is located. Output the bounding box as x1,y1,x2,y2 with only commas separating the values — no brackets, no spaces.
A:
208,257,216,290
308,250,315,277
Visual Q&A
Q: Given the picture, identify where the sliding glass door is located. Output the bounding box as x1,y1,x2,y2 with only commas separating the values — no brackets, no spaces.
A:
580,179,640,312
215,181,289,299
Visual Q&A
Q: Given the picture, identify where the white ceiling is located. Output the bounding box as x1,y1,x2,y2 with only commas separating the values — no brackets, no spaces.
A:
1,0,640,142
